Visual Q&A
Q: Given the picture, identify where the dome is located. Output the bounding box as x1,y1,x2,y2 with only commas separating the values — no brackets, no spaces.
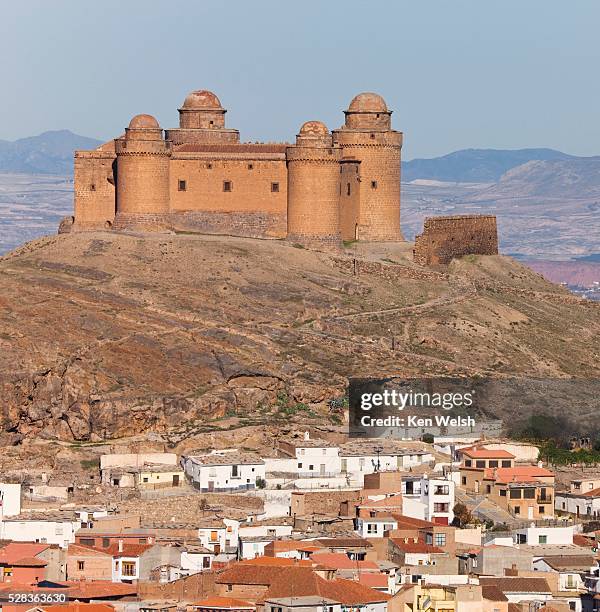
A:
128,114,160,129
348,92,388,113
181,90,222,109
299,120,329,136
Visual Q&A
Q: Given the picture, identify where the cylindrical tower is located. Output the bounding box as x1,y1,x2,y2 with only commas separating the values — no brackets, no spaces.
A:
332,92,403,242
113,114,172,232
286,121,342,250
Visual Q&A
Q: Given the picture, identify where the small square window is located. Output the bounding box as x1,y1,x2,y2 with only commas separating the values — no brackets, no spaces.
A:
77,561,85,571
370,133,376,139
178,180,186,191
223,181,232,192
271,182,279,193
206,163,213,169
248,163,254,170
90,184,96,191
371,181,377,189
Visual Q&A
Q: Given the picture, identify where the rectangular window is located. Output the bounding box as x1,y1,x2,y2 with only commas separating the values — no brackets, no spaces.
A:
232,465,239,478
122,561,136,577
223,181,232,192
475,460,485,468
509,489,522,499
77,561,85,571
347,183,351,196
371,180,377,189
523,488,535,499
434,533,446,547
514,506,520,515
539,505,545,514
461,477,467,485
488,460,498,468
501,460,512,467
80,538,95,546
500,489,506,496
178,180,187,191
464,460,472,467
271,182,279,193
102,538,110,547
539,535,547,544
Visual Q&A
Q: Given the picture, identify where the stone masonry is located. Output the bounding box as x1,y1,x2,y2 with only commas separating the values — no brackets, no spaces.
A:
413,215,499,266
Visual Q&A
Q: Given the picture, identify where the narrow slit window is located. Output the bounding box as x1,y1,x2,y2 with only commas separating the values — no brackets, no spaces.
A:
371,180,377,189
248,163,254,170
347,183,351,196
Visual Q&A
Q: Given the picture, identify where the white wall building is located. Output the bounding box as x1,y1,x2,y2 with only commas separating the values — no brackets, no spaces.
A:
556,489,600,519
0,483,21,517
515,525,574,547
182,452,265,492
355,516,397,538
401,475,455,525
197,518,239,554
180,546,213,574
0,515,80,548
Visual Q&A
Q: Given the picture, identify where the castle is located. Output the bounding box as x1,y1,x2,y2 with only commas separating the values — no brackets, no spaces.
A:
66,90,404,248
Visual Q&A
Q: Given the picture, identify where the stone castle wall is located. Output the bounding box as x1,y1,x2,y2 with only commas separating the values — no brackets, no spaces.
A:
413,215,499,266
73,150,116,230
339,159,361,241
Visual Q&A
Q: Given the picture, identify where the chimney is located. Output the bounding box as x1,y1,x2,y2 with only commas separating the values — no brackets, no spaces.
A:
118,539,123,553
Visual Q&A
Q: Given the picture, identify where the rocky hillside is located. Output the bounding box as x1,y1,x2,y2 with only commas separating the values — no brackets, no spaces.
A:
1,232,599,442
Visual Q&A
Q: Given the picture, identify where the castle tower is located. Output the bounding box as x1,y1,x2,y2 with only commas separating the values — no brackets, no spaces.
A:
113,114,172,232
165,90,240,145
286,121,342,250
332,92,403,241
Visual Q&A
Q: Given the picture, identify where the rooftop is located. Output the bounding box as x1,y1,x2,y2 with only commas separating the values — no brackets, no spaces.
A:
185,453,264,466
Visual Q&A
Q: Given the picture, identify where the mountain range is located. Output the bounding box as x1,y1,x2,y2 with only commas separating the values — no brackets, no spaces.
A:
0,130,103,175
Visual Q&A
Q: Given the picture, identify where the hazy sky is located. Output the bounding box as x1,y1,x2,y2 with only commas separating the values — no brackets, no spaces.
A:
1,0,599,159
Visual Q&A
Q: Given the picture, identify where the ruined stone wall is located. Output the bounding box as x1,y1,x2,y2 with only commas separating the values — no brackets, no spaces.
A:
290,490,361,517
73,151,116,229
286,146,342,249
413,215,499,266
333,130,403,242
339,160,361,241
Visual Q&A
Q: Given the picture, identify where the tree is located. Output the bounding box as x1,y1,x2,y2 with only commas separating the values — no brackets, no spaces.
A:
452,502,473,528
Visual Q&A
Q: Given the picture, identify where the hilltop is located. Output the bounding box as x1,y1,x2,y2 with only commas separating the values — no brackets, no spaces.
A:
1,232,599,443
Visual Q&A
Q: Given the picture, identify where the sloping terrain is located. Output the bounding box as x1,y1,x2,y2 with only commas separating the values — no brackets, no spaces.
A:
1,232,599,442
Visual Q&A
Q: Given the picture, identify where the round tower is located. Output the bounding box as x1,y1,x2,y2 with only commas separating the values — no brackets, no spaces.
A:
113,114,172,232
286,121,342,250
332,93,403,241
165,90,240,145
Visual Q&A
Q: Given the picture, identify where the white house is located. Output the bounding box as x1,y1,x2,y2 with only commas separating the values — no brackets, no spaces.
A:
197,518,239,555
515,525,574,547
0,513,81,548
339,441,433,486
238,520,294,559
355,515,397,538
180,545,213,574
278,435,341,478
401,475,455,525
181,451,265,492
0,483,22,517
556,487,600,519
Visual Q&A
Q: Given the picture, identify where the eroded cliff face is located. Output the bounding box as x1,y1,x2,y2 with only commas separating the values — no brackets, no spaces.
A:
1,232,599,441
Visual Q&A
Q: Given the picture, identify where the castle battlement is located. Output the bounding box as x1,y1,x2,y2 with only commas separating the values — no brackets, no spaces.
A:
67,90,404,248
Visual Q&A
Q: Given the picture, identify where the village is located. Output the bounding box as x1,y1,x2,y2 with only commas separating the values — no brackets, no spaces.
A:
0,429,599,612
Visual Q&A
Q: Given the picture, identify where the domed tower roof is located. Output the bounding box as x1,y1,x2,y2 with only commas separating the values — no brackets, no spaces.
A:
299,120,329,136
347,92,388,113
181,90,223,110
128,114,160,129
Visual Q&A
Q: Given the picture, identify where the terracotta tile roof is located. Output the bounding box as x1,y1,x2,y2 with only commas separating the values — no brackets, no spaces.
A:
583,487,600,497
492,466,555,484
67,544,112,557
462,448,515,459
65,580,138,599
356,573,389,589
315,537,373,549
481,584,508,602
393,515,435,529
540,555,596,571
267,541,323,553
35,605,115,612
360,495,403,509
97,542,154,558
240,557,314,568
191,596,255,609
573,534,595,547
390,539,444,554
479,577,552,594
0,542,50,563
264,570,391,604
6,556,47,567
309,552,379,571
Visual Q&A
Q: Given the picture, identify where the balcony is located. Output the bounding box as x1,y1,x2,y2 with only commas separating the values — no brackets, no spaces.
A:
537,495,553,504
